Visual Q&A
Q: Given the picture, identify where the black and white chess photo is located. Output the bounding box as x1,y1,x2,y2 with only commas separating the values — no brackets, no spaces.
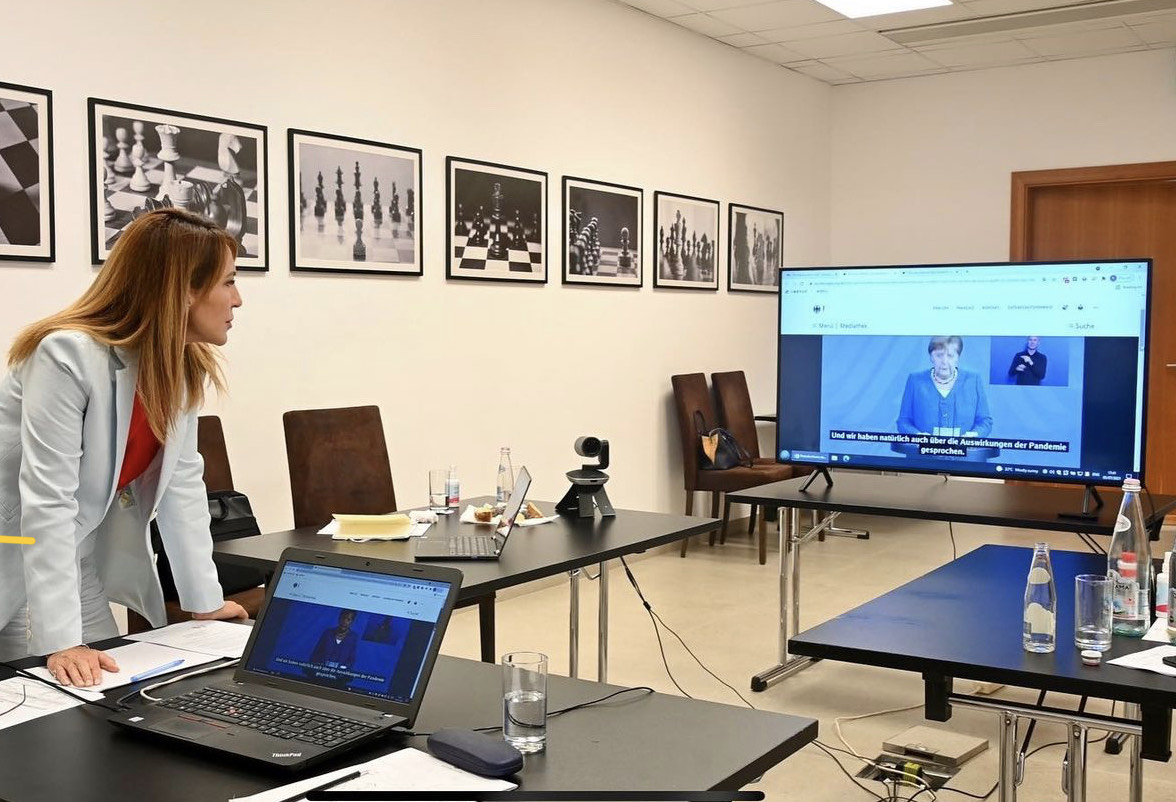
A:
728,203,782,293
0,81,53,262
88,99,268,270
446,157,546,283
653,191,720,291
562,176,642,288
289,130,421,275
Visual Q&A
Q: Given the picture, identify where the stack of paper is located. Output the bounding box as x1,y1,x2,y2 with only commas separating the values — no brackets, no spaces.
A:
317,513,426,540
128,619,253,658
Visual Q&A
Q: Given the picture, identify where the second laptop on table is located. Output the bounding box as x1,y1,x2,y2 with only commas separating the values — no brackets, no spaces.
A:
414,466,532,562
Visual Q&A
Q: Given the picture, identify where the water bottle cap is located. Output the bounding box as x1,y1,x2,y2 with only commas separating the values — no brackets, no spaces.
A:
1080,649,1102,666
1122,478,1142,491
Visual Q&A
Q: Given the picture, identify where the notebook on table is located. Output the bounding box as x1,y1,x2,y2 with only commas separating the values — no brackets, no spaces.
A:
414,466,532,561
109,548,462,770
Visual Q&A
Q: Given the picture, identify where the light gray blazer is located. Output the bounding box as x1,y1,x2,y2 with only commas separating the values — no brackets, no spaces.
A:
0,330,224,655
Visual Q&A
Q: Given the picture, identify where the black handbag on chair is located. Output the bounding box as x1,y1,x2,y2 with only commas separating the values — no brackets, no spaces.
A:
154,490,267,599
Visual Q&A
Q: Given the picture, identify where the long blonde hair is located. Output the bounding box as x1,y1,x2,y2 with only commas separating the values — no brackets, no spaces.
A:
9,208,238,441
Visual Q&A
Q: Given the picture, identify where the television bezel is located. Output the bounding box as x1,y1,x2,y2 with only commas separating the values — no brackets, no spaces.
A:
774,258,1154,488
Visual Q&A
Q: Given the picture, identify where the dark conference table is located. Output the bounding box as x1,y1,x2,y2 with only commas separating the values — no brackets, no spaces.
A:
727,472,1176,690
215,498,719,682
0,650,817,801
790,544,1176,802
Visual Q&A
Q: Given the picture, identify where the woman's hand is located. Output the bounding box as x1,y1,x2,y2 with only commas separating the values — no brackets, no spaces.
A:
191,600,249,621
46,645,119,687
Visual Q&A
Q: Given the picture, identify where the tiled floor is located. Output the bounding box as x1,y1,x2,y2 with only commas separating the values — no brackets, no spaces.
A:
439,511,1176,800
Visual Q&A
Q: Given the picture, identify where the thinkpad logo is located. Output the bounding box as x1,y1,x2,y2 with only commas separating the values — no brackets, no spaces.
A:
272,752,302,758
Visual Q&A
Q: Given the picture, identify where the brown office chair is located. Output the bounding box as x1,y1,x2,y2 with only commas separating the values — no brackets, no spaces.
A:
671,373,793,564
282,405,497,662
126,415,267,634
711,371,798,560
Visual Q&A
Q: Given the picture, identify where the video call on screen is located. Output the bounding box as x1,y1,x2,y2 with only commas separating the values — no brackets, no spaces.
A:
776,261,1149,485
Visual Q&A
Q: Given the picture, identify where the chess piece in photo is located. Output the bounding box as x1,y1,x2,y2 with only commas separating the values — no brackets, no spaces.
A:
128,121,150,192
300,187,307,216
334,184,347,224
406,188,415,228
529,212,540,243
101,136,116,187
569,209,582,247
512,209,527,250
113,127,134,175
314,172,327,217
101,137,117,221
468,205,488,247
487,183,507,260
618,226,632,272
217,134,242,185
172,180,195,212
570,231,587,274
335,165,344,191
372,177,383,224
353,218,366,261
353,161,362,190
155,124,182,201
455,202,469,236
390,183,401,224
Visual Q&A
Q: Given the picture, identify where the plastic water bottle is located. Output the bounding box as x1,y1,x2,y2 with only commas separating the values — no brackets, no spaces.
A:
496,447,514,504
1108,478,1152,637
1023,542,1057,653
1167,550,1176,644
446,465,460,509
1157,551,1171,618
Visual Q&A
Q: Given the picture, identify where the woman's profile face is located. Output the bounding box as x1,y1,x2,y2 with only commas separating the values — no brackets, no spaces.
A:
930,345,960,379
187,250,242,346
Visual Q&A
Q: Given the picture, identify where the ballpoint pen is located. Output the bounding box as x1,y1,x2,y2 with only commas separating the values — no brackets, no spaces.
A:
274,769,362,802
129,658,185,683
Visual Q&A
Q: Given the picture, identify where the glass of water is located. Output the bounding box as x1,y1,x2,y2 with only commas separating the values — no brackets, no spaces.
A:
1075,574,1113,651
428,469,449,512
502,651,547,753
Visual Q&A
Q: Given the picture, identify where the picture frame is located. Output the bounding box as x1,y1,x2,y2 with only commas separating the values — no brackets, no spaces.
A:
288,129,422,275
653,191,719,290
728,203,783,293
88,98,268,270
561,176,642,287
446,156,546,283
0,81,54,262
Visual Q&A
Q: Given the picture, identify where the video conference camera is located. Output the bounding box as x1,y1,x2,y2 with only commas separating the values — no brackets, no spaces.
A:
556,436,616,518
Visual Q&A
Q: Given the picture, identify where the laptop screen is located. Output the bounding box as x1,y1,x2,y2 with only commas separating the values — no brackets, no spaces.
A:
494,466,532,541
241,560,454,705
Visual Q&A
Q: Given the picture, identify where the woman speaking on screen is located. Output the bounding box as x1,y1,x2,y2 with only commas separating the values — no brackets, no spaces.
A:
896,335,993,439
0,208,247,686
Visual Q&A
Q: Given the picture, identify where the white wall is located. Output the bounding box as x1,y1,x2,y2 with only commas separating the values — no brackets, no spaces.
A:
0,0,832,528
830,48,1176,265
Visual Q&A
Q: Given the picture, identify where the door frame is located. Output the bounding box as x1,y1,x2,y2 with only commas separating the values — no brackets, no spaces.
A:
1010,161,1176,259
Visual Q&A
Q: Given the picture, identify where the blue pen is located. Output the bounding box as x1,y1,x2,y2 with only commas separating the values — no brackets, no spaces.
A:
129,658,185,683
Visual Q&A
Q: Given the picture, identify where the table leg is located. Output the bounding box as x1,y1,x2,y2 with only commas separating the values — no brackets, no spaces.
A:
999,710,1019,802
1127,703,1143,802
751,506,817,691
1065,722,1087,802
478,596,495,663
598,560,609,683
569,569,580,679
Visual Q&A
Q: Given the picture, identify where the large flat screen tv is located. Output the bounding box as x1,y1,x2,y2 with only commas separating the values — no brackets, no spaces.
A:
776,260,1152,486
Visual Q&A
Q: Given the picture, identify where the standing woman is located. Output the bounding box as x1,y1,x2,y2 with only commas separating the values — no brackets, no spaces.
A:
0,208,247,686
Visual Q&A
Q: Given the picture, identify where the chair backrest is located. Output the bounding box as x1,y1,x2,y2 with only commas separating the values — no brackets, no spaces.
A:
711,371,762,460
283,405,397,529
671,373,717,492
197,416,234,492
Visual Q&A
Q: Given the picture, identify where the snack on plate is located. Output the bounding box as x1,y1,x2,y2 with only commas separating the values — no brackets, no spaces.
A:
473,504,496,522
523,501,544,519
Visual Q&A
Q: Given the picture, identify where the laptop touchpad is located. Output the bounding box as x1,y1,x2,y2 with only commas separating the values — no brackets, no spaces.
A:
155,716,224,741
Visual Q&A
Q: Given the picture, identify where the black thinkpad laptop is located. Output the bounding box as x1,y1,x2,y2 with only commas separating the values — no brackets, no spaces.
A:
414,467,532,561
109,549,462,770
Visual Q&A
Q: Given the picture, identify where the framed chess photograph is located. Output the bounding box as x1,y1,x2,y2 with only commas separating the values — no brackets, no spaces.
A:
561,176,642,288
88,98,268,270
446,156,546,283
0,81,53,262
728,203,783,293
288,129,421,276
653,191,720,291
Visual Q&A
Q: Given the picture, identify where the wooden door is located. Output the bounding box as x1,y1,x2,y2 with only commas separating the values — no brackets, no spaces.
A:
1012,163,1176,495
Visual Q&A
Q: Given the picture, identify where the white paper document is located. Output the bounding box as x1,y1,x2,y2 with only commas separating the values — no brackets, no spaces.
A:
27,641,222,692
229,747,517,801
318,519,432,540
1106,644,1176,677
0,676,94,730
127,619,253,658
1142,617,1172,643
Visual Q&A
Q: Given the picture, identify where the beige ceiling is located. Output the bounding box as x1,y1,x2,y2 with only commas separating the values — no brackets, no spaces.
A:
616,0,1176,83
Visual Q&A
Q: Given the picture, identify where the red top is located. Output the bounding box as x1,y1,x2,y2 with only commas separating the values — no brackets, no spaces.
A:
117,394,161,489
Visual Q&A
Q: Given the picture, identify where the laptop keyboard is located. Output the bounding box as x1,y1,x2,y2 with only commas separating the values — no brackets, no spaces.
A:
158,687,379,746
450,535,495,556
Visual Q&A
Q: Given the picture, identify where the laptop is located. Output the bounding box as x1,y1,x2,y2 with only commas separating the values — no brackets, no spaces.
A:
414,466,531,561
109,549,462,771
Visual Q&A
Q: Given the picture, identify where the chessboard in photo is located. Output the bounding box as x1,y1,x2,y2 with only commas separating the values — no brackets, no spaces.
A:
446,157,546,284
728,203,783,293
289,129,421,275
562,176,642,288
653,191,720,291
0,81,53,262
88,98,268,270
